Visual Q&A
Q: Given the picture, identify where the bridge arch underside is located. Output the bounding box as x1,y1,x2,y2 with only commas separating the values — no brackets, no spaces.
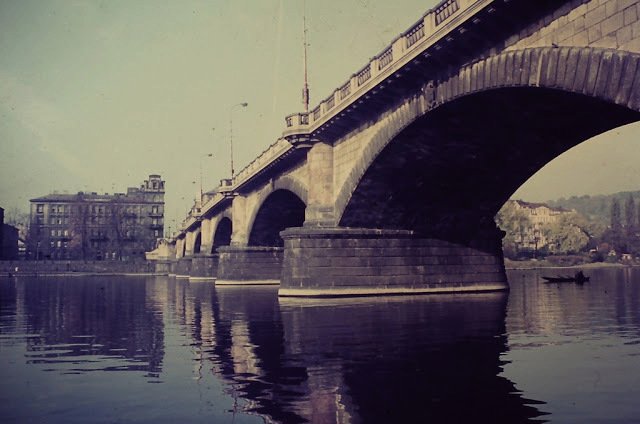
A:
339,87,640,244
193,232,202,254
249,189,306,247
212,217,232,253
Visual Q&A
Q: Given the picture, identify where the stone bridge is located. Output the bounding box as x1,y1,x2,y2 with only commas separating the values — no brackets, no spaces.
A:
168,0,640,296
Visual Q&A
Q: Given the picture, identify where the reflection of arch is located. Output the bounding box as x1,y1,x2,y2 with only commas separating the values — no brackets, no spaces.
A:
193,232,202,254
248,189,306,247
336,47,640,237
212,217,232,253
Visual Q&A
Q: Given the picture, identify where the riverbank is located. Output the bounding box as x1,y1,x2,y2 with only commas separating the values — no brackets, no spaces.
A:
0,260,159,277
505,259,628,270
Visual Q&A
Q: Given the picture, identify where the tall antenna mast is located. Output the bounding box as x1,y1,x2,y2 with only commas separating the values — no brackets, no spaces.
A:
302,0,310,112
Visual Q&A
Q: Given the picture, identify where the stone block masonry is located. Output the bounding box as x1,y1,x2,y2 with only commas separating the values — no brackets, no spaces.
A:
216,246,283,285
189,254,218,281
506,0,640,53
279,228,508,297
175,257,192,278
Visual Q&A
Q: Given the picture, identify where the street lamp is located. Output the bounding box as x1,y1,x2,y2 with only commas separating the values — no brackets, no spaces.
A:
200,153,213,200
229,102,248,179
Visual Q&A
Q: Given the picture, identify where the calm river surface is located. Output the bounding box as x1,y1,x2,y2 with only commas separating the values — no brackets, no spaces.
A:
1,268,639,423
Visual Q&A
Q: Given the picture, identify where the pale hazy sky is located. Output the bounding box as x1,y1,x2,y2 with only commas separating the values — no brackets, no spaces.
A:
1,0,639,231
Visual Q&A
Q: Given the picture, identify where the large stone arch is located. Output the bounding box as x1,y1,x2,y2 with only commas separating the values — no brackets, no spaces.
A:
211,212,233,253
185,228,202,255
193,232,202,254
247,186,307,247
244,176,308,245
335,46,640,236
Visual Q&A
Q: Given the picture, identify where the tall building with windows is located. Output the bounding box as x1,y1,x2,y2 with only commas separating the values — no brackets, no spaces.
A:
28,175,165,260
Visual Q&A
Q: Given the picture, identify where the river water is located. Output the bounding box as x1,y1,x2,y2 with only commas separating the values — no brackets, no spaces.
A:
0,268,639,423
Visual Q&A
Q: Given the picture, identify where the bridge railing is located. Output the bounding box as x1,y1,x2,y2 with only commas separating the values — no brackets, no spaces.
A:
283,0,481,136
200,191,225,214
232,138,293,186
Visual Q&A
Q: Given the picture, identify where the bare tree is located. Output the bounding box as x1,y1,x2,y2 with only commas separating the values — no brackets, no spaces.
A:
68,202,89,260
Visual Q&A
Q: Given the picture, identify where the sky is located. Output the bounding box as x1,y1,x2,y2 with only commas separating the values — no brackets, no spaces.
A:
1,0,640,232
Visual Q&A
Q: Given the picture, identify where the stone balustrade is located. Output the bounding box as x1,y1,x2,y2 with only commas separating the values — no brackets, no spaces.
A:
231,138,293,186
280,0,485,137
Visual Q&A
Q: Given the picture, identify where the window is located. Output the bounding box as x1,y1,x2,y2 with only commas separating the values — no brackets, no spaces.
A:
64,230,69,237
154,230,159,237
50,230,56,237
37,204,44,213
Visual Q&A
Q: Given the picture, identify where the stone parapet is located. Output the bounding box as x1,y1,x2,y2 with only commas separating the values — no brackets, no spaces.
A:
216,246,283,285
189,254,218,282
279,227,508,297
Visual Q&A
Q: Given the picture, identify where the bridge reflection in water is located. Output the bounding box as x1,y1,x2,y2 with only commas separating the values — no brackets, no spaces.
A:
180,283,546,423
6,272,640,422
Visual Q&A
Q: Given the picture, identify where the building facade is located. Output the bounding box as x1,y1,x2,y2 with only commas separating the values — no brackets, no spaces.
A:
505,199,574,253
28,175,165,260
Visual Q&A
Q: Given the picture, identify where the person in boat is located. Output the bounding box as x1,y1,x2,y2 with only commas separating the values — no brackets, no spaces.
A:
574,270,586,282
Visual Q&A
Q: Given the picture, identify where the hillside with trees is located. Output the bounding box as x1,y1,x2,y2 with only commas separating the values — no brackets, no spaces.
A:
547,191,640,224
497,191,640,262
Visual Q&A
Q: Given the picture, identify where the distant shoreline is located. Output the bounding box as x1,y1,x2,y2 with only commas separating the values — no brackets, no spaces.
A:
505,260,629,270
0,272,166,278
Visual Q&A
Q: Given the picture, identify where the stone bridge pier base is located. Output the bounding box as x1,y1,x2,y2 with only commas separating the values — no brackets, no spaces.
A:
154,259,175,275
216,246,283,286
175,257,192,279
279,227,508,297
189,254,218,282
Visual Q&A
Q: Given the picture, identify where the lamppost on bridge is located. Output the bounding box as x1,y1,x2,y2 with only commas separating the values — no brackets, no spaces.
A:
199,152,213,200
229,102,248,179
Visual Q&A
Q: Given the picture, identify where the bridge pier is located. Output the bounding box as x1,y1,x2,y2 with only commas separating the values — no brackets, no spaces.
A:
154,259,174,275
175,257,192,279
189,254,218,282
279,227,508,297
216,246,283,286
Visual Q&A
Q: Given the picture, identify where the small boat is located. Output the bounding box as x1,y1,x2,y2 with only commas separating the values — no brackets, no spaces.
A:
542,271,589,284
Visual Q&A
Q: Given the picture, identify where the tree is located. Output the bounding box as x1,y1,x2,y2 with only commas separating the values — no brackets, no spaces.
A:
68,203,89,260
625,194,636,235
4,207,29,227
496,202,531,258
622,195,640,255
108,198,135,260
610,197,625,252
542,213,590,254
